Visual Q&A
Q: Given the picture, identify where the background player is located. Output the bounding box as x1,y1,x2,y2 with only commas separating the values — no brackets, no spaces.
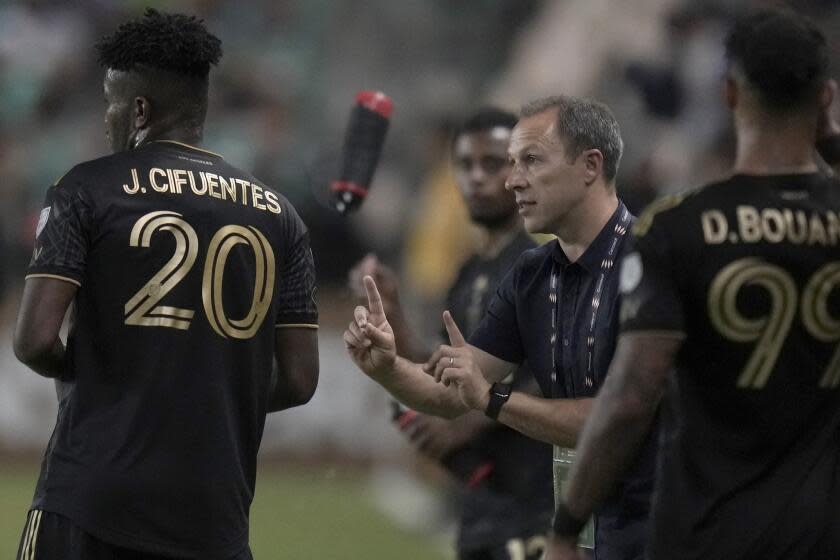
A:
349,108,553,560
13,9,318,559
549,9,840,560
345,96,655,559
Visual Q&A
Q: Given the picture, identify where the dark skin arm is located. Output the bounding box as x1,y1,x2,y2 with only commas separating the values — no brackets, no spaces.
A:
545,333,682,559
14,278,77,379
268,327,319,412
818,79,840,177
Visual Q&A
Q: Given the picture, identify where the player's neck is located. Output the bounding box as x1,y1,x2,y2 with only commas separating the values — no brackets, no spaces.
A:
733,116,819,176
138,125,204,150
477,214,522,259
556,192,618,263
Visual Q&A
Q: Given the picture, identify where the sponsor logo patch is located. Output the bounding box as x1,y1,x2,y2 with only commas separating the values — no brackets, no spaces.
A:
36,207,51,239
619,252,643,294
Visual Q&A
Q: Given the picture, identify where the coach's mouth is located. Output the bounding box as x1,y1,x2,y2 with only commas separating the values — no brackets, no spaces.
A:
517,200,535,213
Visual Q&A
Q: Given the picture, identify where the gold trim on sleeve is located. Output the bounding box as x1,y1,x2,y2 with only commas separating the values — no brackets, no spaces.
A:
275,323,319,329
25,274,81,287
52,168,73,186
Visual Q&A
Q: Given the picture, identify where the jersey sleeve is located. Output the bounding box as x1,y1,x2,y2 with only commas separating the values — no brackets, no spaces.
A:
468,262,524,364
26,173,92,287
275,207,318,328
619,210,686,335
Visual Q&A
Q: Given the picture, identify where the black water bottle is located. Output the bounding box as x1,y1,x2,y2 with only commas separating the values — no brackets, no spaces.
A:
390,400,494,489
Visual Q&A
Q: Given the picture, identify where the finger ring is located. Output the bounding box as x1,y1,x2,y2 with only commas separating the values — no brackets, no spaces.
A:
448,357,454,366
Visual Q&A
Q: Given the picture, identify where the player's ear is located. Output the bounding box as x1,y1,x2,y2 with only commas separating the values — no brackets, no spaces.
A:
134,96,151,129
724,76,738,111
581,148,603,186
819,79,836,111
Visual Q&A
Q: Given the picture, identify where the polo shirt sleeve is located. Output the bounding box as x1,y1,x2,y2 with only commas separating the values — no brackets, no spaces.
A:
468,259,525,364
619,210,686,335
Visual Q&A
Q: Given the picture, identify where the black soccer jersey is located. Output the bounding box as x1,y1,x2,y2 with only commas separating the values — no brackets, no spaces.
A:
621,173,840,559
26,140,318,559
442,231,554,553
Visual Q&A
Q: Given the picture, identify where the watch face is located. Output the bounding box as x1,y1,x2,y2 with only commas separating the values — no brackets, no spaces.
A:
492,383,511,397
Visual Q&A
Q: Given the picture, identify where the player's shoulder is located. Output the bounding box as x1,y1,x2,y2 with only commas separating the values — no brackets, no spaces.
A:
632,178,735,238
221,160,299,215
50,151,133,191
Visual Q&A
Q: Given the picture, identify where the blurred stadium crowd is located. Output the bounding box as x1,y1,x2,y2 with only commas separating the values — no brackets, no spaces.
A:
0,0,839,460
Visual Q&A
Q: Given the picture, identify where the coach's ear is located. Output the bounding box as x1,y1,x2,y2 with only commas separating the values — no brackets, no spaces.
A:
581,148,604,186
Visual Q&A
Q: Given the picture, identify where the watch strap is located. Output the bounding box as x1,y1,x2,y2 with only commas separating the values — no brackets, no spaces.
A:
484,382,512,420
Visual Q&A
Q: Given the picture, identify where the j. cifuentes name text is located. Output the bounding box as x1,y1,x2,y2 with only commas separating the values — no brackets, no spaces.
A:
123,167,281,214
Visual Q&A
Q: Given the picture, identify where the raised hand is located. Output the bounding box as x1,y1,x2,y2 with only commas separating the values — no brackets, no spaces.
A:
347,254,401,314
423,311,491,411
343,276,396,380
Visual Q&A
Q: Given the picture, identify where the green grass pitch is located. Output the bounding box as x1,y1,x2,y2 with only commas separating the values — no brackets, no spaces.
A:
0,463,449,559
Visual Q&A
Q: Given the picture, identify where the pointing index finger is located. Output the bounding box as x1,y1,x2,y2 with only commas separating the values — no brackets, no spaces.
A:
364,275,385,316
443,310,466,347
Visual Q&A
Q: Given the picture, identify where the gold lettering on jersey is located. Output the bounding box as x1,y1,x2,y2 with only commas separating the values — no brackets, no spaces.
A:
206,172,222,199
703,206,840,246
235,178,250,205
809,214,828,245
264,191,281,213
220,175,236,202
783,209,808,243
150,168,169,193
701,210,728,244
737,206,762,243
196,171,209,195
252,184,267,210
827,212,840,244
123,168,141,194
123,168,283,214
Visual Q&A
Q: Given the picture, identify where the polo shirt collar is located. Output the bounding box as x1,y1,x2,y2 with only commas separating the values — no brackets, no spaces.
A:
552,200,628,274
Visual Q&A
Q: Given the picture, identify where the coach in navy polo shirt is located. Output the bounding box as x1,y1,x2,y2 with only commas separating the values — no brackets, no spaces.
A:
345,96,655,560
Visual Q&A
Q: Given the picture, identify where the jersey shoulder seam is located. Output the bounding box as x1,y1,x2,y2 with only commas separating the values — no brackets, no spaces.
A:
632,181,727,237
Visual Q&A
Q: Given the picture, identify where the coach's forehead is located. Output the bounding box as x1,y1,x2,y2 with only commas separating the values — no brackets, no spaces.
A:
509,109,560,155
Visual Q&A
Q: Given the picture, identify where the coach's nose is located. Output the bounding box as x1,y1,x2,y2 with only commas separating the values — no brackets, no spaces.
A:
505,161,527,191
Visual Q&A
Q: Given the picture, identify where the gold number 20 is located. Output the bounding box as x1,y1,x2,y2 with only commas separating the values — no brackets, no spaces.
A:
125,211,275,339
708,258,840,389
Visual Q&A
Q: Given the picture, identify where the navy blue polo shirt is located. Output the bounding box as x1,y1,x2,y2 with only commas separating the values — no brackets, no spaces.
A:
470,202,632,399
470,201,656,558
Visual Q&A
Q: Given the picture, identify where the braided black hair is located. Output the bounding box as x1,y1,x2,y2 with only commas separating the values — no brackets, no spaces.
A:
96,8,222,78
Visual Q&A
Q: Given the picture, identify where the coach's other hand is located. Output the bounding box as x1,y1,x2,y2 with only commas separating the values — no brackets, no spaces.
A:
424,311,491,411
344,276,396,380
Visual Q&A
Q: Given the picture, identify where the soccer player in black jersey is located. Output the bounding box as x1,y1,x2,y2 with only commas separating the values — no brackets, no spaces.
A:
13,10,318,560
550,9,840,560
349,108,552,560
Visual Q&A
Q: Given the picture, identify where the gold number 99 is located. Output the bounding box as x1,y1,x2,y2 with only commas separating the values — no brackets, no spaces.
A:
708,258,840,389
